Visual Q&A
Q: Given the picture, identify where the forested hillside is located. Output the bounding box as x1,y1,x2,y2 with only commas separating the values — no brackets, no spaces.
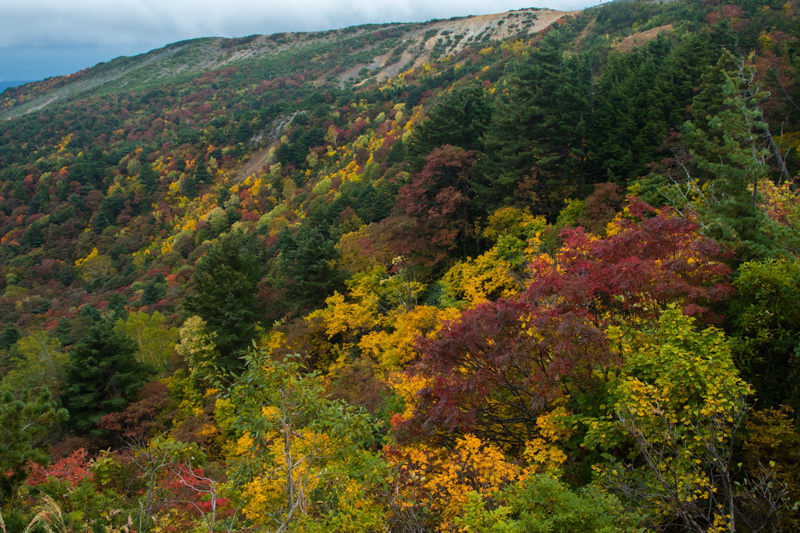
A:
1,0,800,530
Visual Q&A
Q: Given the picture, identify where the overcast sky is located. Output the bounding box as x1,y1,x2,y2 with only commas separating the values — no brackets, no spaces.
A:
0,0,600,83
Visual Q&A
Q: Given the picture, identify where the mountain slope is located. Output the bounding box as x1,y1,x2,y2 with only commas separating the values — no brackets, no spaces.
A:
0,8,567,120
1,1,800,528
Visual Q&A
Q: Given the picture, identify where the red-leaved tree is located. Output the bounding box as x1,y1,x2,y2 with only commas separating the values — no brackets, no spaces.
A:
378,145,475,271
404,198,732,449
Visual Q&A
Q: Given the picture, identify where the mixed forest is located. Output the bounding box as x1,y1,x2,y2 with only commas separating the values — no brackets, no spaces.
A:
2,0,800,530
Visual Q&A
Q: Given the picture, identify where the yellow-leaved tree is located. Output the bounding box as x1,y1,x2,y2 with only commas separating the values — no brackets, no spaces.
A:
386,435,519,532
230,351,387,532
115,311,178,369
582,307,784,532
305,264,427,368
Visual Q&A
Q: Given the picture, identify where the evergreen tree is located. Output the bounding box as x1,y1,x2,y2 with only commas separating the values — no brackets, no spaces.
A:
681,56,799,260
62,320,152,436
180,174,197,197
140,275,167,306
730,258,800,411
138,155,159,193
184,230,265,371
278,226,343,315
478,30,591,218
0,323,21,351
0,388,67,506
194,158,211,184
406,85,492,172
588,38,688,184
69,149,106,186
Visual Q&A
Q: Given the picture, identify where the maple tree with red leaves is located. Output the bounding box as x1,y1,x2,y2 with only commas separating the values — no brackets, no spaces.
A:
405,198,732,449
153,463,234,533
26,448,93,488
382,145,476,270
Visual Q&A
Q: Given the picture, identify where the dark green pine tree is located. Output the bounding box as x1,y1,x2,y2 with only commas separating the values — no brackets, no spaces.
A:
682,57,799,261
477,30,591,219
590,45,676,184
194,158,211,184
140,275,167,306
406,84,493,172
662,31,717,124
278,226,343,315
184,229,265,372
62,320,152,436
0,388,67,506
139,155,159,193
0,323,21,351
590,33,717,186
69,148,106,186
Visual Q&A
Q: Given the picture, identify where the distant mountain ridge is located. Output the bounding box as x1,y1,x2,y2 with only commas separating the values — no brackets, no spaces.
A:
0,8,567,120
0,80,33,93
